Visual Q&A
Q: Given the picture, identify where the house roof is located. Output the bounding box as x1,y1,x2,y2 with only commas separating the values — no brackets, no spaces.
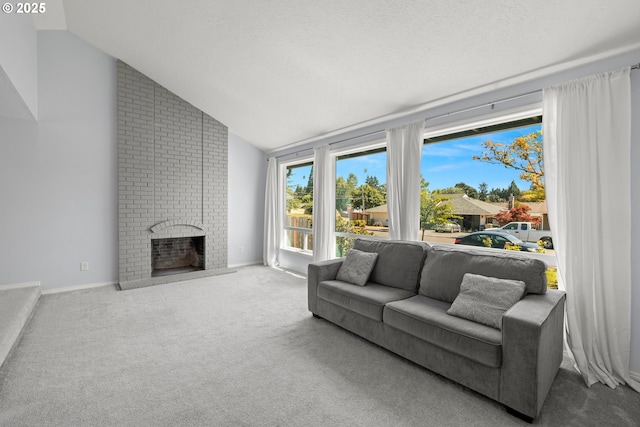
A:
364,195,504,216
32,1,640,152
437,194,504,216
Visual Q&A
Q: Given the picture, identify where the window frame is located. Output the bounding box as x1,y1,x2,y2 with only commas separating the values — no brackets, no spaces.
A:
280,157,314,255
419,104,556,268
332,141,389,255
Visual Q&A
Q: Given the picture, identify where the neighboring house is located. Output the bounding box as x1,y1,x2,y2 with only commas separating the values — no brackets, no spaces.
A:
364,204,389,226
436,194,504,231
361,196,504,231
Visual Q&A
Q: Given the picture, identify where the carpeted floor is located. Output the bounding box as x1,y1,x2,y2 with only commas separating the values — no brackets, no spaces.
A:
1,265,639,426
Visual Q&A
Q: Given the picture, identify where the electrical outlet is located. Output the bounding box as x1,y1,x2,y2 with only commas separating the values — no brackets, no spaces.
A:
80,262,89,271
240,246,245,253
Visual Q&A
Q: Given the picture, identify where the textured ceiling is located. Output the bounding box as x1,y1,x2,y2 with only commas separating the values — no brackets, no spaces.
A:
47,1,640,151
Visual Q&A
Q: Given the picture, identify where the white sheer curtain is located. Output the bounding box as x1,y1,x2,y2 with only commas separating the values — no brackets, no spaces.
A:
312,145,333,262
386,120,424,241
543,68,639,391
263,157,280,267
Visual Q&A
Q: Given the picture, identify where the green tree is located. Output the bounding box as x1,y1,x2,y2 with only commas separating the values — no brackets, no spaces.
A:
478,182,488,201
335,174,358,212
294,185,306,199
305,166,314,194
352,184,386,210
301,193,313,214
487,188,503,202
486,181,521,202
434,186,465,195
365,175,380,189
454,182,478,199
286,186,300,211
419,178,461,240
506,180,521,198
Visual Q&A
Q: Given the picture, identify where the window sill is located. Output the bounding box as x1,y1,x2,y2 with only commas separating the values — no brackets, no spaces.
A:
280,247,313,258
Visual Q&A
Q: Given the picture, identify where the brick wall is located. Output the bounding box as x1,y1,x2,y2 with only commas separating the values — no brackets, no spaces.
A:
117,61,230,290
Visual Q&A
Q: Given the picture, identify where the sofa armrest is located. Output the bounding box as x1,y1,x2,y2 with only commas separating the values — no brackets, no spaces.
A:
500,289,566,419
307,259,343,314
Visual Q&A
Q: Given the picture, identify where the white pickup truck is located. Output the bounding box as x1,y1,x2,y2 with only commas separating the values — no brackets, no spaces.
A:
498,222,554,249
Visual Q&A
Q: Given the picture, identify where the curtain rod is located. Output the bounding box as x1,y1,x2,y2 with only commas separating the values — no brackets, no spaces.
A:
271,62,640,160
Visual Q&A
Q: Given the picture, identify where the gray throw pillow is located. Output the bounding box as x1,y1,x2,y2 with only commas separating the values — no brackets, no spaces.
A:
447,273,526,329
336,249,379,286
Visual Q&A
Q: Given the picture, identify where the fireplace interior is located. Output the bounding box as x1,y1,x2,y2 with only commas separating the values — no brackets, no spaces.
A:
151,237,205,277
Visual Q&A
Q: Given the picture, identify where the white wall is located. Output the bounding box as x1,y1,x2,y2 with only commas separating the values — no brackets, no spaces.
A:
228,132,266,267
0,30,268,290
0,31,118,290
0,12,38,119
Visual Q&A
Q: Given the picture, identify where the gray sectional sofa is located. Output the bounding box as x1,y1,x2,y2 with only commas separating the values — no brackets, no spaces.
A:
308,239,566,421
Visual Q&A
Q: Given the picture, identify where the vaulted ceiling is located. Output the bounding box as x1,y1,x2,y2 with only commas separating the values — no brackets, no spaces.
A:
37,1,640,152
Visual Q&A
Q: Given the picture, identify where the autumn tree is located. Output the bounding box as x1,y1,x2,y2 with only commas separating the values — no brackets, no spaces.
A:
473,130,545,196
494,204,541,227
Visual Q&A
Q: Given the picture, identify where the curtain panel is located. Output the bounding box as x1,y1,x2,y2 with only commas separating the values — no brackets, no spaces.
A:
263,157,280,267
386,120,424,241
543,68,638,391
312,145,333,262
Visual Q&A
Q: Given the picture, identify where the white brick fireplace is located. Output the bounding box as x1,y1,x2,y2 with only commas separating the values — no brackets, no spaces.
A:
117,61,231,290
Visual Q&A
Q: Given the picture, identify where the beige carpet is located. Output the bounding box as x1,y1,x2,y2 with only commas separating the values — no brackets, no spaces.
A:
1,265,639,426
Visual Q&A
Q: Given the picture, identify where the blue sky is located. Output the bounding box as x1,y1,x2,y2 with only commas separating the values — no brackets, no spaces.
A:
420,124,542,191
289,123,542,194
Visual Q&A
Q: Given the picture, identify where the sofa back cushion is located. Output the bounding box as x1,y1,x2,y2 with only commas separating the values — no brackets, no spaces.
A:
353,239,430,292
418,245,547,303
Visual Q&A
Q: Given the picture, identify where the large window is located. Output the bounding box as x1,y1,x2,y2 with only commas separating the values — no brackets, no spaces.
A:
334,147,387,256
284,161,313,253
419,115,548,247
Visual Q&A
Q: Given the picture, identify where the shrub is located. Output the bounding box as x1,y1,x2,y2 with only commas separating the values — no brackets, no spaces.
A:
504,243,521,251
546,267,558,289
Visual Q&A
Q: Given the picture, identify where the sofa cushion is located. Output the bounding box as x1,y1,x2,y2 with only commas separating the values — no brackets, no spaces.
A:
317,280,415,321
447,273,526,329
384,295,503,368
419,245,547,303
336,249,378,286
353,239,430,292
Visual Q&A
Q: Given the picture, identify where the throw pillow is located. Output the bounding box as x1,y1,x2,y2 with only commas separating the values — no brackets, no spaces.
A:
447,273,526,329
336,249,379,286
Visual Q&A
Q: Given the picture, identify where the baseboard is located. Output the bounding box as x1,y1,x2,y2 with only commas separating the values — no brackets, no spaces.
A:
228,261,263,268
630,370,640,382
42,281,118,295
0,281,41,290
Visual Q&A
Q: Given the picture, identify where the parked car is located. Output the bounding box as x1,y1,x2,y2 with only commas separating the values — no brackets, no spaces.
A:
499,222,553,249
454,230,539,252
433,222,462,233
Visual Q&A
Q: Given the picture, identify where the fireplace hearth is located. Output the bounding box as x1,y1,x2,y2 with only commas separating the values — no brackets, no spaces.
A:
151,237,205,277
